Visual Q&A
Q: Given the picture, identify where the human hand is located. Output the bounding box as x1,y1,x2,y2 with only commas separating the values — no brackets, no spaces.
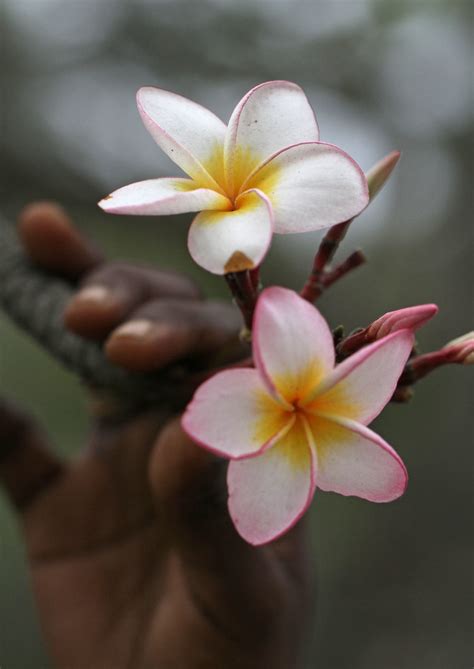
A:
0,203,313,669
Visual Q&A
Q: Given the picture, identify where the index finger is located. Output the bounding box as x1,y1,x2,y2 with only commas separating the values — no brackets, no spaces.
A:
18,201,103,280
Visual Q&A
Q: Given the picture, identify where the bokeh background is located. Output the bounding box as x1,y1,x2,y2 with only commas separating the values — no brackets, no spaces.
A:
1,0,472,667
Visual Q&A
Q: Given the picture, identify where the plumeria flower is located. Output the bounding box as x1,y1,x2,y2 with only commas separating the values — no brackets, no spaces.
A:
182,287,414,545
99,81,369,274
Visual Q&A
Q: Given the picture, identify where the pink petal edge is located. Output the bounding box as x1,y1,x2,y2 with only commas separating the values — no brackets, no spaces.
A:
252,286,335,407
225,80,320,160
181,368,295,461
240,140,369,221
227,433,317,546
315,415,408,502
310,329,414,424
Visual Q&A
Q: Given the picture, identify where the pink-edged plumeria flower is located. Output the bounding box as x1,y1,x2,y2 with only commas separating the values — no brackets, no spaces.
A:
99,81,369,274
182,287,414,546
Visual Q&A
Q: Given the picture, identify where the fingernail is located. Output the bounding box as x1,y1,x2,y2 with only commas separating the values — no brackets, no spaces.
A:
111,319,155,338
74,285,111,303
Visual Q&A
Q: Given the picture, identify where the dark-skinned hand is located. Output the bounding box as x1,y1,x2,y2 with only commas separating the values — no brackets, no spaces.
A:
0,203,313,669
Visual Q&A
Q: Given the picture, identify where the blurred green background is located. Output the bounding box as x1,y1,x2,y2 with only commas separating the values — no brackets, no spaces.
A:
1,0,472,667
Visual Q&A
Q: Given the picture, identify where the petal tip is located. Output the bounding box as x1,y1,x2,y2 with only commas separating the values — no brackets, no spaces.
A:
98,195,114,211
228,496,312,546
136,86,158,115
136,85,159,103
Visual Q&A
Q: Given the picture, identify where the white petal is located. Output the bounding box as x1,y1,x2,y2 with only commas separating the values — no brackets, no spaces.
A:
227,416,316,545
253,287,335,404
307,414,407,502
246,141,369,233
224,80,319,194
137,87,227,190
187,189,273,275
182,368,294,459
99,178,231,215
308,330,414,425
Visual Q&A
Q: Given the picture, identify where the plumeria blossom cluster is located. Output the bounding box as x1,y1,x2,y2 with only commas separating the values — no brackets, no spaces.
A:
100,81,472,545
99,80,368,274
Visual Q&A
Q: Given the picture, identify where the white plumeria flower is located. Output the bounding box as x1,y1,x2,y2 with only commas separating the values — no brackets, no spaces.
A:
182,287,413,546
99,81,369,274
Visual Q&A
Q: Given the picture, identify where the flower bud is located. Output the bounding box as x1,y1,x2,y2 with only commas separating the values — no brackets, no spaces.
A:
367,304,438,339
366,151,401,200
442,331,474,364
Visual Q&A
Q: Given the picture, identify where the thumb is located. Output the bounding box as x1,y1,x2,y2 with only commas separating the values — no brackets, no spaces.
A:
149,416,227,536
149,418,298,636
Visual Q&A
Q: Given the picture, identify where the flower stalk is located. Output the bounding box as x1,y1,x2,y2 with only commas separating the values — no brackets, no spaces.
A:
301,151,401,305
397,335,474,385
225,270,259,333
317,249,366,293
300,220,354,302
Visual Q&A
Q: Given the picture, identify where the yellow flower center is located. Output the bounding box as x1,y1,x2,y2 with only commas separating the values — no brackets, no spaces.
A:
198,143,280,209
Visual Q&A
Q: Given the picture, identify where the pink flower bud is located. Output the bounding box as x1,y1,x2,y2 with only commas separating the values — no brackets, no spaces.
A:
367,304,438,339
442,332,474,364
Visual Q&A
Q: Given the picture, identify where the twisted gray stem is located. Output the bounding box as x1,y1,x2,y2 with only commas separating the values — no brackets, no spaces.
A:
0,217,194,407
